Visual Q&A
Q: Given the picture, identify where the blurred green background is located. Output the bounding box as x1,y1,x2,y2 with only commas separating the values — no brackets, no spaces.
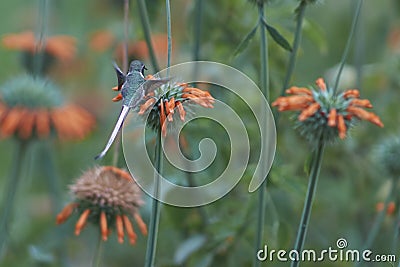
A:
0,0,399,266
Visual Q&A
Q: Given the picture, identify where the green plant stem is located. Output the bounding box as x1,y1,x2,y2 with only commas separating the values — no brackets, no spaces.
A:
353,0,365,90
280,0,307,97
0,141,29,254
34,0,48,76
144,127,163,267
92,233,103,267
254,3,269,267
355,177,397,267
333,0,363,94
40,141,63,213
290,140,325,267
166,0,172,71
392,191,400,254
111,0,130,167
192,0,203,62
137,0,160,73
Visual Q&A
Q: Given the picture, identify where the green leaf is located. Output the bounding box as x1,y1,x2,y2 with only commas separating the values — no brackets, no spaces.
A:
174,235,207,265
262,20,292,52
232,24,259,57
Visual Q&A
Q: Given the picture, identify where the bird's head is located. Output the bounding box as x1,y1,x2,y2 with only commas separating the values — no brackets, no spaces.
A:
129,60,147,76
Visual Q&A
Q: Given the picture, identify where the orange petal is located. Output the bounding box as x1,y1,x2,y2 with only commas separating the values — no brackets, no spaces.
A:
112,86,119,91
176,102,186,121
328,109,337,127
138,98,156,115
112,93,123,102
182,87,211,97
134,213,148,236
277,102,309,112
56,202,78,225
285,86,312,96
347,106,384,127
168,97,175,114
273,95,314,108
145,74,155,80
75,209,91,236
1,107,27,137
35,108,51,138
350,99,373,108
298,103,320,121
100,211,108,241
101,166,132,181
337,115,346,139
160,100,167,137
116,215,124,243
315,78,326,91
343,89,360,99
18,110,36,139
2,31,36,52
122,215,137,245
46,35,77,61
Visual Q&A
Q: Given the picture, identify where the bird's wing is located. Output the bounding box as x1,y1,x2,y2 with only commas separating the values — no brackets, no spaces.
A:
142,78,171,94
95,105,131,160
113,62,126,91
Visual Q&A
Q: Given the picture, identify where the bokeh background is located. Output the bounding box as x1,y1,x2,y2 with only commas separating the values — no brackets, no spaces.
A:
0,0,399,266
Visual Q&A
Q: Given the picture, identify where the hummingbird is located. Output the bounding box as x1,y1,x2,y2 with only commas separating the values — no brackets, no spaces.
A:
95,60,169,160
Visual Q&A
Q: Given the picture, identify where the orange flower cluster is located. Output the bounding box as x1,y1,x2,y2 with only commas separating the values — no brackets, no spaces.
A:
138,81,214,137
2,31,77,61
56,166,147,245
272,78,383,139
0,103,95,141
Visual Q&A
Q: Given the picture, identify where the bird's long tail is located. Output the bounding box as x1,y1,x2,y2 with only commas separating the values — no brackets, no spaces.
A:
95,105,131,160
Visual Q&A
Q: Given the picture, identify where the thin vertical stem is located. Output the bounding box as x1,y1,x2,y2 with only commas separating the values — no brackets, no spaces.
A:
254,3,269,267
144,127,163,267
280,0,307,97
122,0,130,74
0,141,29,254
34,0,48,76
41,141,62,213
333,0,363,94
112,0,130,167
137,0,160,73
92,233,103,267
166,0,172,71
290,140,325,267
392,191,400,254
192,0,203,62
353,0,364,90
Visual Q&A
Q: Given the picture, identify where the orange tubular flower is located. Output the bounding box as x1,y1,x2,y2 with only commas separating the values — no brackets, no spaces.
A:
56,166,146,246
272,77,383,142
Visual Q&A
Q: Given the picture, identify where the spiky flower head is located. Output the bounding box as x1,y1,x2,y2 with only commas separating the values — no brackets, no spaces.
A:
137,76,214,137
375,136,400,178
0,75,95,140
272,78,383,144
56,166,147,245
